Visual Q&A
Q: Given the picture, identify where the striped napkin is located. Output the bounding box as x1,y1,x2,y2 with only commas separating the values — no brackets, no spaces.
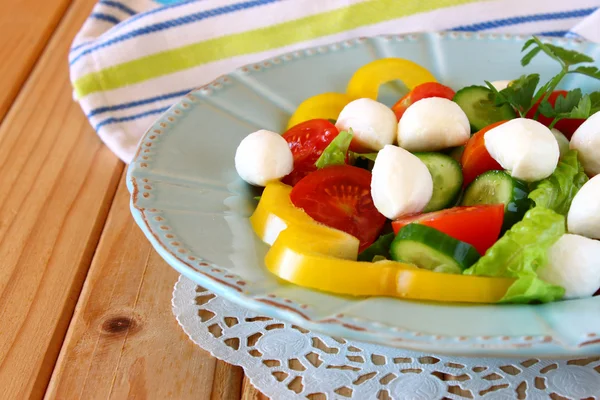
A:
69,0,600,162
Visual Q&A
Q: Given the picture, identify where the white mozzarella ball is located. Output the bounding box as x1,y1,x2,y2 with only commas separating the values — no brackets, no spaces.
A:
484,118,559,182
397,97,470,152
370,145,433,219
570,110,600,176
335,98,397,151
551,128,570,158
567,174,600,240
538,234,600,299
234,129,293,186
490,80,512,91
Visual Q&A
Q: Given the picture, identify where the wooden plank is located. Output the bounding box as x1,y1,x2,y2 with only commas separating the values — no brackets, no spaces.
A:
0,0,123,397
46,176,236,399
211,361,245,400
241,376,269,400
0,0,73,122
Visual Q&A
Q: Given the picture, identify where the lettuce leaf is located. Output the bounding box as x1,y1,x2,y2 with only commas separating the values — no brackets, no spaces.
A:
528,150,588,215
464,207,565,303
500,275,565,304
315,129,353,169
357,233,394,262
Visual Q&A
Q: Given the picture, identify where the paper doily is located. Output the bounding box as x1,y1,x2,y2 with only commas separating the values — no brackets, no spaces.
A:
173,276,600,399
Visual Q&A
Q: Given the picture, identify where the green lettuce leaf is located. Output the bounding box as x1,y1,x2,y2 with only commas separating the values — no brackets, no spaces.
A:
357,233,394,262
500,276,565,304
315,129,353,169
464,207,566,303
528,150,589,215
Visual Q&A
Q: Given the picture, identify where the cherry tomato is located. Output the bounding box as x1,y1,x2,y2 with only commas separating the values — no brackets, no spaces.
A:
526,90,586,139
391,82,456,121
461,121,506,187
290,165,386,252
281,119,340,186
392,204,505,255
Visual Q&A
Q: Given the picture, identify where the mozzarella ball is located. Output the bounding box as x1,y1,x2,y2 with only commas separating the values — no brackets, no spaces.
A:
538,234,600,299
551,128,570,158
335,98,397,151
484,118,559,182
490,80,512,91
567,174,600,240
234,129,293,186
397,97,470,152
371,145,433,219
570,110,600,176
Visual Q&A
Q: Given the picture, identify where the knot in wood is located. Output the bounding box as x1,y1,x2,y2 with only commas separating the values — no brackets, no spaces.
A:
102,316,135,334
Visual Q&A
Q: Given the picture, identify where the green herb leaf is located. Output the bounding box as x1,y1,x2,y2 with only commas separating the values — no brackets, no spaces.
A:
521,38,536,51
546,43,594,66
554,89,583,114
590,92,600,113
569,94,592,119
489,74,540,116
521,46,542,66
315,129,353,169
572,65,600,80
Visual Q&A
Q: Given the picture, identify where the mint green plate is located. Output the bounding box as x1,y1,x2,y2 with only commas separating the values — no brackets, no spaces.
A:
127,32,600,357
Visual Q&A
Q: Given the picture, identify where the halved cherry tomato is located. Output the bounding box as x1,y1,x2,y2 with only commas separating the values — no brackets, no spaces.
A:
526,90,586,139
391,82,456,121
290,165,386,252
461,121,506,187
282,119,340,186
392,204,505,255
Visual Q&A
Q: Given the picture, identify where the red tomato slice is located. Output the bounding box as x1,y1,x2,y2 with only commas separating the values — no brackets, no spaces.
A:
290,165,386,252
526,90,585,139
461,121,506,187
282,119,340,186
392,204,505,255
391,82,456,121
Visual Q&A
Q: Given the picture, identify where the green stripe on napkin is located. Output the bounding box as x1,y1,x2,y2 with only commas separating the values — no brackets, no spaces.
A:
74,0,478,97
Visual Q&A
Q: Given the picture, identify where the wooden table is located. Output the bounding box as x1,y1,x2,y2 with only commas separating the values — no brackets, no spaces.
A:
0,1,266,398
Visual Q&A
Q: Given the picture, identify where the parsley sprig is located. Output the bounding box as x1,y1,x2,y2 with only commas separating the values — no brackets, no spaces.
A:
485,36,600,127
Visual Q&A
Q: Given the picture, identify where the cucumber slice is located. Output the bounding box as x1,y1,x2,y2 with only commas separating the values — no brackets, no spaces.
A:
453,85,516,133
414,152,463,212
390,224,480,273
461,170,531,231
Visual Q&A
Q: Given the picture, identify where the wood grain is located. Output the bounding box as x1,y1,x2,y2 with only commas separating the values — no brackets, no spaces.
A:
211,361,245,400
0,0,72,122
0,0,123,397
46,176,239,399
241,376,269,400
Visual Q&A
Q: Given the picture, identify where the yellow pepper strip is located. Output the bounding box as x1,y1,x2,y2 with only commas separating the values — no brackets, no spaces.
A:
286,93,354,130
251,182,515,303
346,58,437,100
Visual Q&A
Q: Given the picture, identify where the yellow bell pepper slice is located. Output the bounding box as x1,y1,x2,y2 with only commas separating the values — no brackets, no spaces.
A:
286,93,354,130
346,58,437,100
251,182,515,303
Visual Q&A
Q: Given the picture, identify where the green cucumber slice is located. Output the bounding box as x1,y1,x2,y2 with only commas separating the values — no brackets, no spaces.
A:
390,224,480,274
414,152,463,212
461,170,531,231
453,85,516,133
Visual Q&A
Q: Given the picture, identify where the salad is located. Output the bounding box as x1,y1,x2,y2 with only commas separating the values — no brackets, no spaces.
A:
234,37,600,304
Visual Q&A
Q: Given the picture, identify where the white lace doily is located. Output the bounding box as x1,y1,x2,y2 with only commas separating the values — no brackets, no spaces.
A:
172,276,600,400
